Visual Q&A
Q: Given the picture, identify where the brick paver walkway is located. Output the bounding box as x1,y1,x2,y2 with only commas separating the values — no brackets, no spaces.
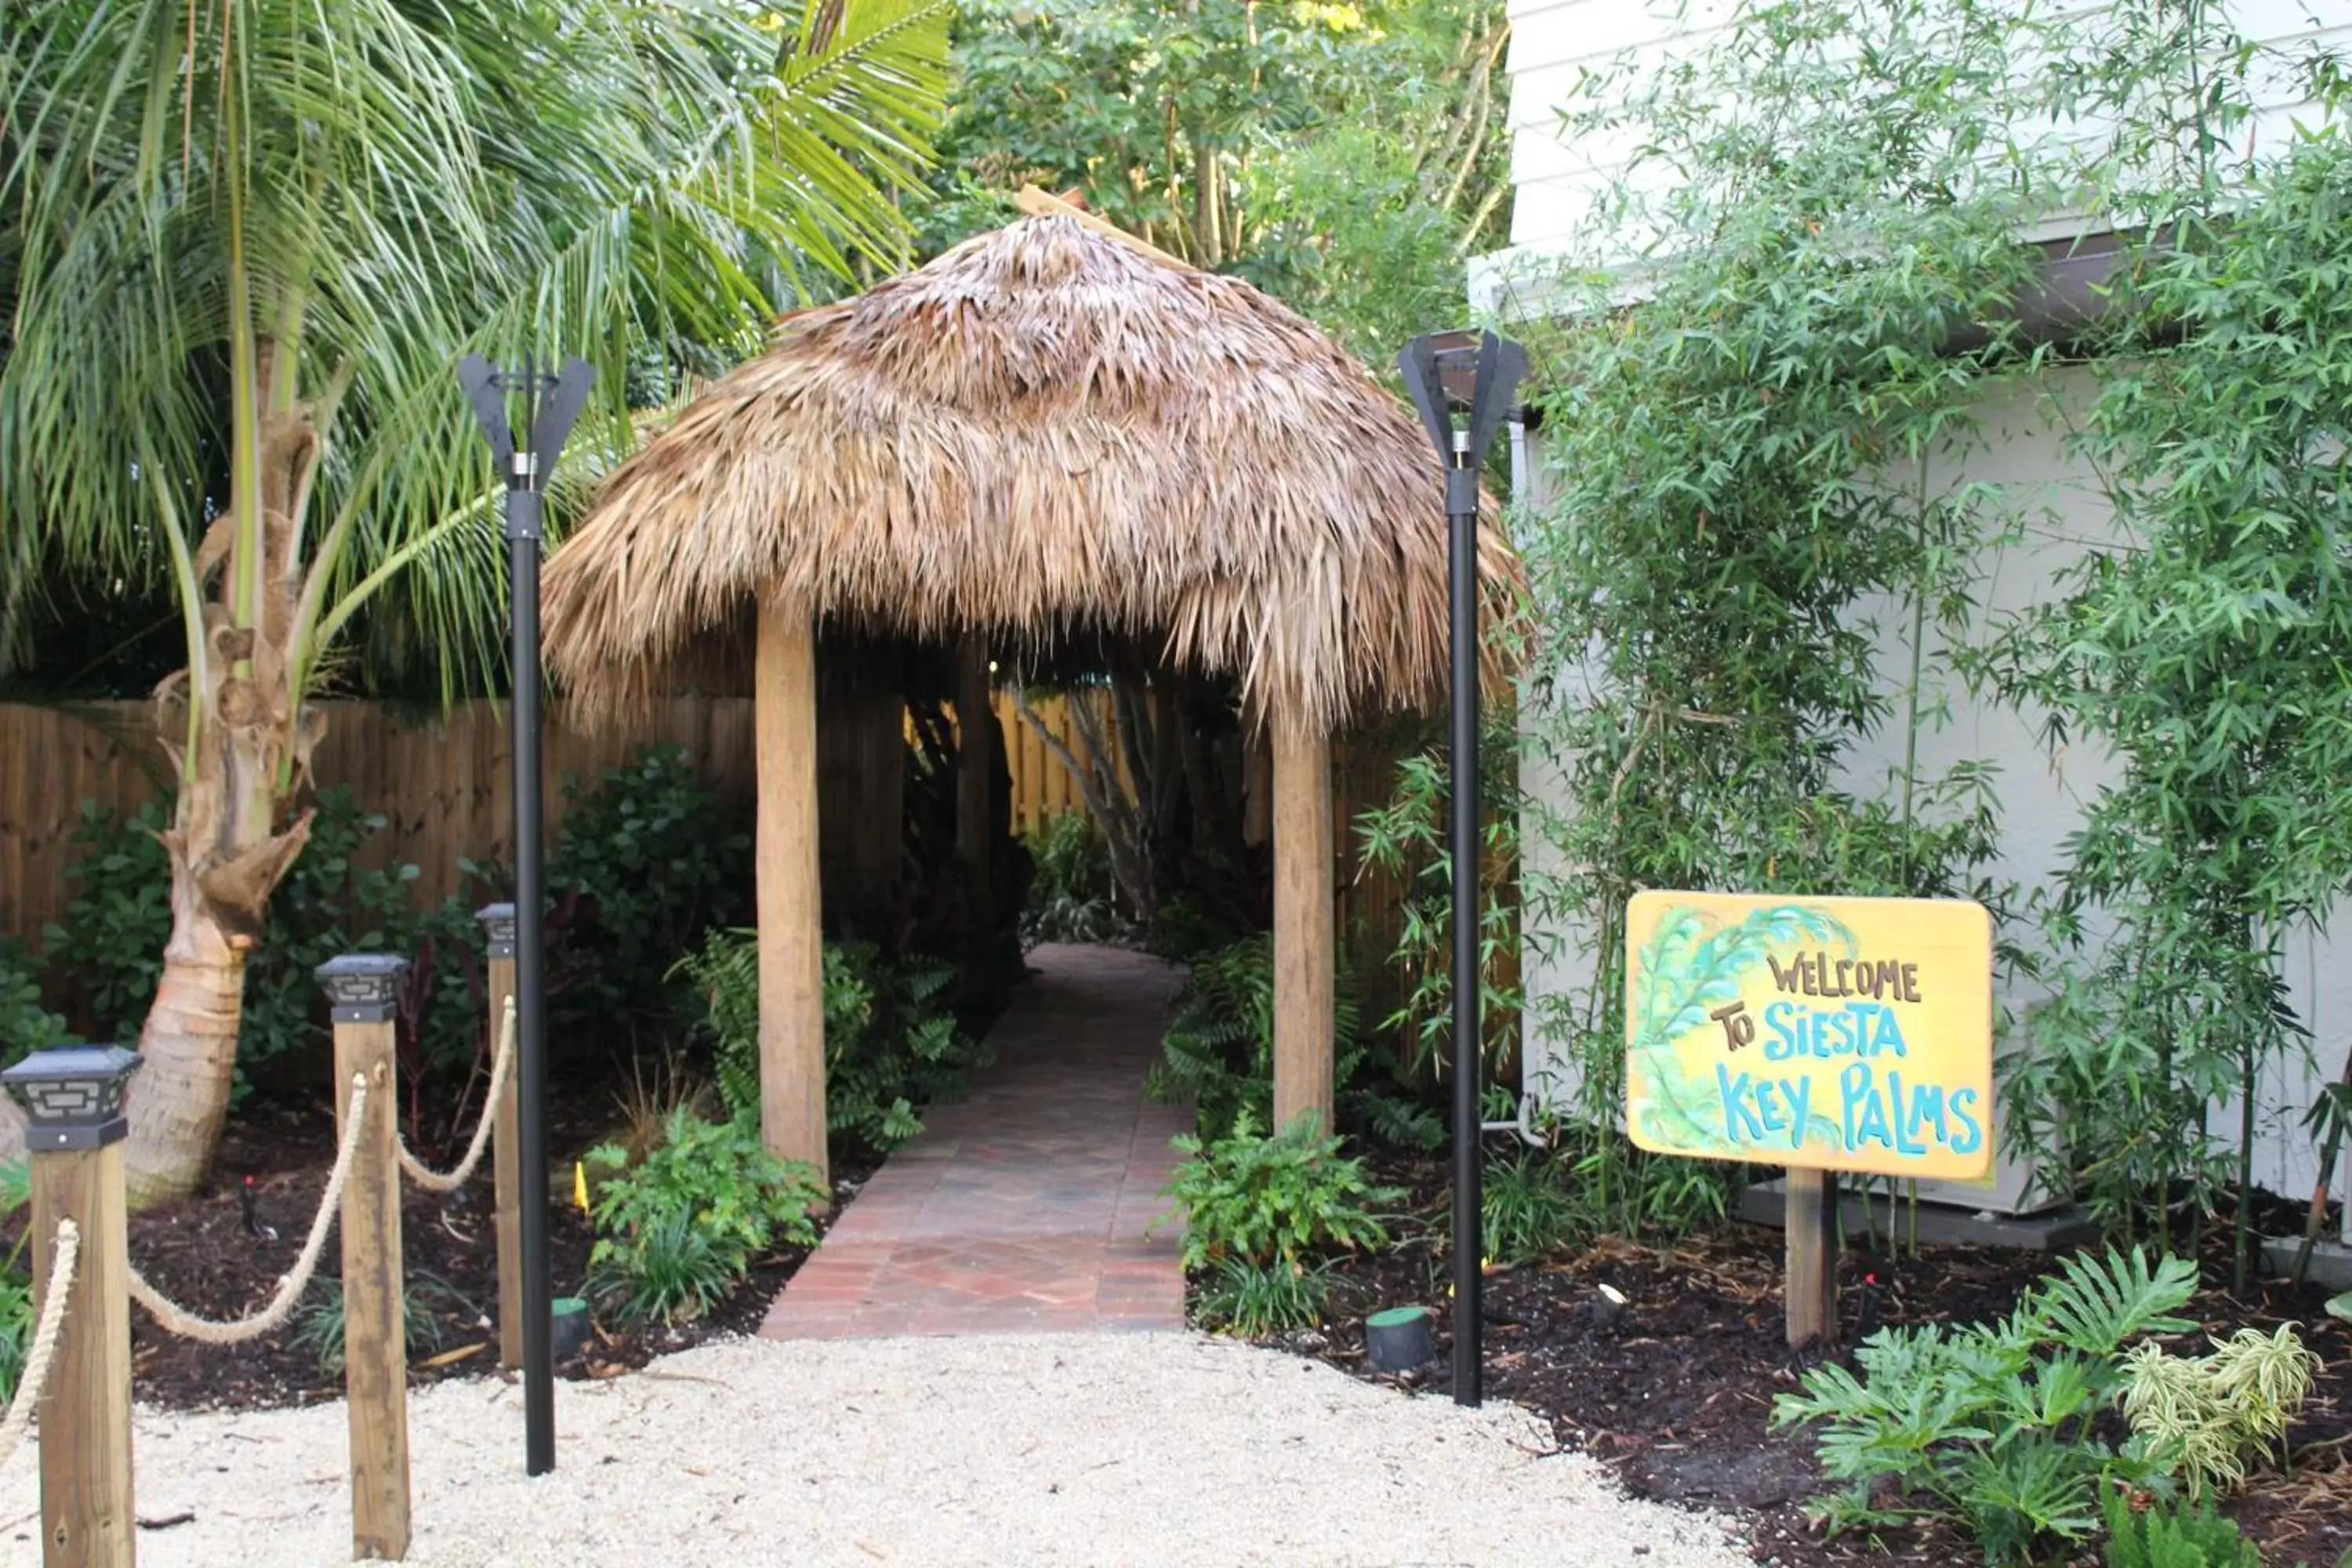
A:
760,943,1191,1339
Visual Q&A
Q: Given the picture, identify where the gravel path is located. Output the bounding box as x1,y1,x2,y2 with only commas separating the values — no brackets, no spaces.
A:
0,1333,1748,1566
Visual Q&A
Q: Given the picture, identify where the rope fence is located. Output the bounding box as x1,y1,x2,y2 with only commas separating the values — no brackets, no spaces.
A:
124,1073,368,1346
0,1219,79,1471
400,997,516,1193
6,946,511,1562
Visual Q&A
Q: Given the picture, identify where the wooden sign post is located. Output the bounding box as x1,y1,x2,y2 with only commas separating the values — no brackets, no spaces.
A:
1622,891,1994,1348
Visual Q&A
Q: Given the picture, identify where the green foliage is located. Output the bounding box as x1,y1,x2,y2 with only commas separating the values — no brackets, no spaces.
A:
1772,1247,2201,1565
0,1160,30,1402
291,1275,463,1375
0,1272,29,1405
1149,934,1400,1144
1481,1150,1581,1265
587,1212,738,1328
2122,1327,2318,1500
2101,1490,2261,1568
1353,724,1522,1082
1196,1256,1334,1336
584,1107,828,1325
1020,812,1125,946
0,936,68,1069
1513,0,2033,1243
1156,1111,1402,1274
1989,113,2352,1269
2,0,951,695
933,0,1508,359
238,787,419,1076
550,746,749,1025
681,930,988,1158
45,789,416,1092
42,799,172,1044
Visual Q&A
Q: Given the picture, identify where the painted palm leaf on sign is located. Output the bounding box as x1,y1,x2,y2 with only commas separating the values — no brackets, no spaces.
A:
1630,902,1854,1155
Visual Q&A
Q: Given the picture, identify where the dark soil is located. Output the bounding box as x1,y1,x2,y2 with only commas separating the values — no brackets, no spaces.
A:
13,1072,869,1414
1247,1167,2352,1568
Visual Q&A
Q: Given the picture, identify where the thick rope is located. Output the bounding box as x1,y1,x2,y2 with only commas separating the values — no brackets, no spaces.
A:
398,996,516,1193
125,1074,368,1345
0,1220,80,1468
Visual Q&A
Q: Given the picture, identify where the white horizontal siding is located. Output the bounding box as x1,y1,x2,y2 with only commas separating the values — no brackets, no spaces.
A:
1498,0,2352,252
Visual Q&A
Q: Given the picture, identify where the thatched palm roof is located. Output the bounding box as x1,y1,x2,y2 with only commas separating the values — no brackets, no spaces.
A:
543,214,1521,733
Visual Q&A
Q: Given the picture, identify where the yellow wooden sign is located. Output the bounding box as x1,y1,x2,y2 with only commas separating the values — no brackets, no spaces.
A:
1623,890,1994,1181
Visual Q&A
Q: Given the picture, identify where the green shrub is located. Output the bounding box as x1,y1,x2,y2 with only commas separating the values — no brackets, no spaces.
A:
1482,1150,1581,1265
1772,1247,2202,1565
584,1106,827,1325
238,786,417,1078
680,930,987,1157
42,789,416,1093
550,746,747,1025
2121,1326,2318,1499
0,1159,30,1401
43,798,171,1044
1197,1256,1333,1336
1157,1111,1401,1272
2101,1489,2260,1568
1020,811,1123,946
0,938,69,1069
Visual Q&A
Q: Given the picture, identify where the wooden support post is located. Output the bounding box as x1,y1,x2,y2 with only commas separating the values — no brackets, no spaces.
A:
12,1047,140,1568
956,639,993,867
318,956,412,1561
1784,1167,1838,1348
476,905,522,1369
1271,717,1335,1136
757,591,829,1183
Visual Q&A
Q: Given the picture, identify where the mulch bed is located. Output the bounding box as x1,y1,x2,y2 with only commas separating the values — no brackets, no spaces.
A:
1241,1165,2352,1568
9,1076,866,1414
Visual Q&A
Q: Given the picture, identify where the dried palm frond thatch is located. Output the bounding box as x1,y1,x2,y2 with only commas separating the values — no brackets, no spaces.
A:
543,214,1523,734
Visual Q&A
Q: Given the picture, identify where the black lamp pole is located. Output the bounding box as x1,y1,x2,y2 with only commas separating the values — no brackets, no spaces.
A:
459,354,593,1476
1398,328,1526,1410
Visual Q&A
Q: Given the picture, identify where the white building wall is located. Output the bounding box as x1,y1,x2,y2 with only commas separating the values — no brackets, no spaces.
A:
1512,368,2352,1228
1477,0,2352,311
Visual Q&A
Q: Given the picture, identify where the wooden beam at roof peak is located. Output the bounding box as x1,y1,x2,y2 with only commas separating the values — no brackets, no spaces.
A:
1014,185,1197,274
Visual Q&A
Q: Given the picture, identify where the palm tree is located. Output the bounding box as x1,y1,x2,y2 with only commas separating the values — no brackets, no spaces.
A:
0,0,949,1200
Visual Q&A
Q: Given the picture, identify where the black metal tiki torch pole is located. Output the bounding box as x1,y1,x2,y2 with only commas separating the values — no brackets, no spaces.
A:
460,354,593,1475
1399,329,1525,1410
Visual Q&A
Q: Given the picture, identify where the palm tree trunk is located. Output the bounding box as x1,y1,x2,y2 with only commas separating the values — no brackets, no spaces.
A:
122,875,249,1205
121,328,319,1203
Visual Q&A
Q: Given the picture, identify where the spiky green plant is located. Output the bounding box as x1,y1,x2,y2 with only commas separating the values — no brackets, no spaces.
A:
1196,1257,1334,1336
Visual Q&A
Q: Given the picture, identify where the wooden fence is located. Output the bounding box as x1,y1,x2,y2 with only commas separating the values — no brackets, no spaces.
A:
0,691,1185,935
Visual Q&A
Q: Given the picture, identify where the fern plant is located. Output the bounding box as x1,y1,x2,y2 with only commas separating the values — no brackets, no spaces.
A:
1148,933,1408,1143
1773,1247,2201,1565
2100,1488,2260,1568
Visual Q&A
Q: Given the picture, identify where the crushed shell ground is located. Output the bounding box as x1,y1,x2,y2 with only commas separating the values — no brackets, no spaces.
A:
0,1332,1749,1566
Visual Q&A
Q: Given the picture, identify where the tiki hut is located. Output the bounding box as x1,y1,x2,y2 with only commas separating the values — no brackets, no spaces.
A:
543,207,1521,1176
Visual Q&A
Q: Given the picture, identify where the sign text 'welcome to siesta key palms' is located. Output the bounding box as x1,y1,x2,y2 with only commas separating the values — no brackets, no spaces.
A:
1623,890,1994,1181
